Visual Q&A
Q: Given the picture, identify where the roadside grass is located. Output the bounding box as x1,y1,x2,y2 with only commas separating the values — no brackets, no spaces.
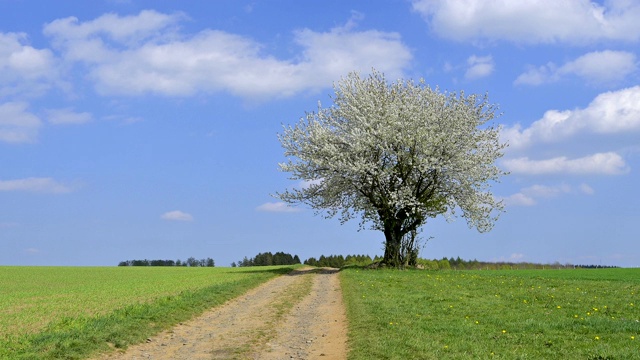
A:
341,268,640,359
0,265,294,360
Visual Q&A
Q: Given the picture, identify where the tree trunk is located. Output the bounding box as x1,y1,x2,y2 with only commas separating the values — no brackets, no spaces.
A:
382,223,403,268
382,221,420,268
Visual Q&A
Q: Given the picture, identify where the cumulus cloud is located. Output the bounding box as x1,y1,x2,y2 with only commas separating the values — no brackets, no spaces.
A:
515,50,637,86
161,210,193,221
46,108,93,125
0,102,42,143
0,32,58,96
412,0,640,44
0,177,73,193
465,55,494,80
256,202,301,213
502,152,629,175
43,11,412,99
502,86,640,149
503,183,594,206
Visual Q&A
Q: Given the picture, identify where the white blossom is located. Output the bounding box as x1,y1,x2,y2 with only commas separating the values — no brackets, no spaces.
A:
277,70,506,265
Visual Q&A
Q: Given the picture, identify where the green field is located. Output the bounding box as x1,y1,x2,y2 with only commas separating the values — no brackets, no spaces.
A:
341,268,640,359
0,266,292,359
3,266,639,359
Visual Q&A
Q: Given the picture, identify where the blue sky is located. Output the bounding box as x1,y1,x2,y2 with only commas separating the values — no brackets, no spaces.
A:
1,0,639,267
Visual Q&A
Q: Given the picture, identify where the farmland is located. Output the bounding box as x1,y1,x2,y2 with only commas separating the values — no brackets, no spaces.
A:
2,266,639,359
0,266,291,359
341,268,640,359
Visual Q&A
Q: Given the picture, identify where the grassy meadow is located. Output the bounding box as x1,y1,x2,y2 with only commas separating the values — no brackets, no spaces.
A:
0,265,293,359
341,268,640,359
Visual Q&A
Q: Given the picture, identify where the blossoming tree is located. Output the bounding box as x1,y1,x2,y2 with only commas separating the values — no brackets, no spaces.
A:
277,70,507,268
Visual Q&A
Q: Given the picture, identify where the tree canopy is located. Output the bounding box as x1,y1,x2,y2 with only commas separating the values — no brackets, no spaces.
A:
277,70,507,267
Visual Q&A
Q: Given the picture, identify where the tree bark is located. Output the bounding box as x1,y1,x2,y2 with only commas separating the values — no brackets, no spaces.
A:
382,222,404,268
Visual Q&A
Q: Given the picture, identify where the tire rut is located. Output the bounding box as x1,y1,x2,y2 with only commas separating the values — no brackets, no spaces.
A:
95,268,347,360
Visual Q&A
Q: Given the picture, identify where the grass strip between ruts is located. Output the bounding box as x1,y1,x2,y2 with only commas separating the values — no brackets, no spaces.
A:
2,267,291,360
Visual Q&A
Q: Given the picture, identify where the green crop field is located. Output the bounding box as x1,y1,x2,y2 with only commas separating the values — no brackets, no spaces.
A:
341,268,640,360
0,266,292,359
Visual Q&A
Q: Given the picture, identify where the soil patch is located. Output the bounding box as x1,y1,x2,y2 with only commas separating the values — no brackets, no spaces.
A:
95,268,347,360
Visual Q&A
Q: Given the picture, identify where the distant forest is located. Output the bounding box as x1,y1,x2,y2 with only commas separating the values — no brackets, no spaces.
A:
118,253,618,270
233,252,301,267
118,257,215,267
301,255,619,270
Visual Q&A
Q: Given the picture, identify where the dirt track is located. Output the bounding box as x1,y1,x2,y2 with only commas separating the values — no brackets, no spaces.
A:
95,268,347,360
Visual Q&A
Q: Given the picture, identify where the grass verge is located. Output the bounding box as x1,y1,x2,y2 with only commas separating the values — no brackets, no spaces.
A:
1,266,294,360
340,268,639,360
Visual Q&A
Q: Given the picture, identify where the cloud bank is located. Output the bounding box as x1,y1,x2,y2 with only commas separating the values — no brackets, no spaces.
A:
515,50,637,86
412,0,640,44
502,86,640,149
42,10,412,99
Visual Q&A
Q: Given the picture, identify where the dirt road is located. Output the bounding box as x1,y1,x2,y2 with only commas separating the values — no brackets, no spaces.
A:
95,268,347,360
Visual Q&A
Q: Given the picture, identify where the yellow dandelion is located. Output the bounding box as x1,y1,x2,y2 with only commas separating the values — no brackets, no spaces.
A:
557,306,561,309
631,336,635,340
502,330,507,334
595,336,600,340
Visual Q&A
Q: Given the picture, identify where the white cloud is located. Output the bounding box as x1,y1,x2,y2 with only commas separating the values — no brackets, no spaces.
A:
0,177,73,193
46,108,93,125
412,0,640,44
43,10,184,50
502,152,629,175
503,183,593,206
465,55,494,80
502,192,536,206
502,86,640,149
515,50,637,86
0,32,57,96
0,102,42,143
161,210,193,222
43,11,412,99
579,183,595,195
256,202,301,213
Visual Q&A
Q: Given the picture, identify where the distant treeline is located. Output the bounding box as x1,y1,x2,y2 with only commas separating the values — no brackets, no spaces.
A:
304,254,377,268
438,257,619,270
118,257,215,267
233,252,301,267
298,255,619,270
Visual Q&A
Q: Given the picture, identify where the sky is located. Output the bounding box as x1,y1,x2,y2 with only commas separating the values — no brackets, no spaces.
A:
1,0,639,267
